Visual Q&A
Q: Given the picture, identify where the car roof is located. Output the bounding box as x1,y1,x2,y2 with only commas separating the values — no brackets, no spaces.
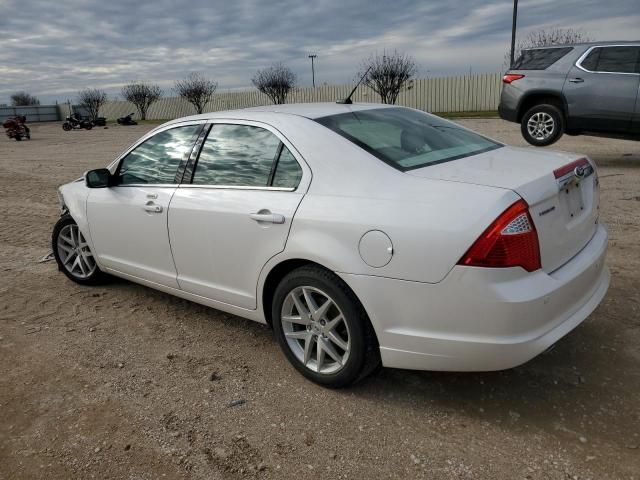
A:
165,102,396,125
523,40,640,50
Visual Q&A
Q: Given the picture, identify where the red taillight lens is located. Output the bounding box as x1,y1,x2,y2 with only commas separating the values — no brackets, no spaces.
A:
503,74,525,84
458,199,541,272
553,158,589,179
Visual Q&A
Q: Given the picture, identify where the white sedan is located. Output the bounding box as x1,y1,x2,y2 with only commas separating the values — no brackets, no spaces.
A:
53,103,609,387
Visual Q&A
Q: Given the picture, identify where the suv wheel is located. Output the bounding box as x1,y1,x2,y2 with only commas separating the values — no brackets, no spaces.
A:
272,266,380,388
521,104,564,146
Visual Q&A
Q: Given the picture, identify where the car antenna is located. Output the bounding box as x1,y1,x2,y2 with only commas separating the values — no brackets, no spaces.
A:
337,66,371,104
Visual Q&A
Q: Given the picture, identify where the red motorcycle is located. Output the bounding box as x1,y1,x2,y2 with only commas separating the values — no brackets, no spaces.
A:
3,115,31,141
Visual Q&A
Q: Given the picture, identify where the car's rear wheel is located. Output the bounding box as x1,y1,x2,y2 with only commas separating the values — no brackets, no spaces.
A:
272,266,379,388
52,215,107,285
521,104,564,146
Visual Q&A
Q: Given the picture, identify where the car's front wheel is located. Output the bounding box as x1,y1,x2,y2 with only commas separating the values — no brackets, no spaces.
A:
521,104,564,146
52,215,107,285
272,266,379,387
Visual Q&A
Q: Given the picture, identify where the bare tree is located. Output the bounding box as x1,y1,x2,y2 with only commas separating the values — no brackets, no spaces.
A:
357,51,417,105
506,28,590,69
174,73,218,114
121,82,162,120
252,63,296,105
77,88,107,121
11,92,40,106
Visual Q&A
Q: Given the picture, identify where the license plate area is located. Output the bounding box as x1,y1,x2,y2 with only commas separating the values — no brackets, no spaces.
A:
561,181,585,220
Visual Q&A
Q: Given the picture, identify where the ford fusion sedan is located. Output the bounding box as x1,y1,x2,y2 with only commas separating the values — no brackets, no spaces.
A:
53,103,609,387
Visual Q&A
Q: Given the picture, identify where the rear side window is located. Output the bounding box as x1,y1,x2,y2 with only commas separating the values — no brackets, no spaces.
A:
512,47,573,70
193,124,280,186
579,46,640,74
272,146,303,189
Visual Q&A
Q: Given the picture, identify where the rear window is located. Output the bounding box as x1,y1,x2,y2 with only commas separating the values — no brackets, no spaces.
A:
512,47,573,70
315,108,502,171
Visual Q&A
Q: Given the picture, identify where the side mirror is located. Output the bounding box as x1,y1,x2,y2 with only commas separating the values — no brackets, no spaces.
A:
85,168,112,188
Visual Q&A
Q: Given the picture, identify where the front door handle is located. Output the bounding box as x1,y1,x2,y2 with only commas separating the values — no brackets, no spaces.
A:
144,201,163,213
249,211,285,224
568,77,584,83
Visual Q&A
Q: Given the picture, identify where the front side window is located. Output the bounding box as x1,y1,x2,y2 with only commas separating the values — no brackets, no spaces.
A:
118,125,200,184
512,47,573,70
193,124,281,186
316,108,501,171
580,46,640,74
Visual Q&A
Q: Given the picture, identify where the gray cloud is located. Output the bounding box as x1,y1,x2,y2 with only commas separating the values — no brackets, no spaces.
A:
0,0,638,103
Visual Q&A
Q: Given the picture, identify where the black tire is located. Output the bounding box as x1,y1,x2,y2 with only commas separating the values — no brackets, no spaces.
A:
52,214,107,286
84,123,93,130
520,104,564,147
272,266,380,388
15,134,22,141
62,122,72,131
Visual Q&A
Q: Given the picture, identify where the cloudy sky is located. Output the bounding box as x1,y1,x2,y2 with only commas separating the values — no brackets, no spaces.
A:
1,0,638,104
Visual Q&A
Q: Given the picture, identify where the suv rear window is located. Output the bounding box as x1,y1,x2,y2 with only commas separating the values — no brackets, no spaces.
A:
315,108,502,171
512,47,573,70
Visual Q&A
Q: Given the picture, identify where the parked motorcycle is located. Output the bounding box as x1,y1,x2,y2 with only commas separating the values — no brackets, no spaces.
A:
92,116,107,127
117,113,138,126
3,115,31,141
62,113,93,131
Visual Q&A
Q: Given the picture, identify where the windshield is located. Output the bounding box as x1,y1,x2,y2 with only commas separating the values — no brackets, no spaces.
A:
315,108,502,171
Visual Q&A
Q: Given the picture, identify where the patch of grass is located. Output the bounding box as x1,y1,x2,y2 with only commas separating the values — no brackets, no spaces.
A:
135,119,171,125
435,111,499,119
103,119,169,125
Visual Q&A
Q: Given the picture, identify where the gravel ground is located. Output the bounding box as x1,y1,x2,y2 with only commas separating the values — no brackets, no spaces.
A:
1,119,639,480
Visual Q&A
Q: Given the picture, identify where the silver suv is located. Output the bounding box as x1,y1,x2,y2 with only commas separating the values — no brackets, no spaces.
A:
499,41,640,146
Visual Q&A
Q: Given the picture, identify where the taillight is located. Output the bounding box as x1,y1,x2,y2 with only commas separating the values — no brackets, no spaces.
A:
458,199,541,272
503,74,525,84
553,158,589,179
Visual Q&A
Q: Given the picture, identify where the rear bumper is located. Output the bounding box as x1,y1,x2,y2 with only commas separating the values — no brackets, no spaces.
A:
498,102,518,123
339,224,609,371
498,85,519,123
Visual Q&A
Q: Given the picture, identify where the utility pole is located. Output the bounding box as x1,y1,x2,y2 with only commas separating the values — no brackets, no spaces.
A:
509,0,519,69
308,54,317,88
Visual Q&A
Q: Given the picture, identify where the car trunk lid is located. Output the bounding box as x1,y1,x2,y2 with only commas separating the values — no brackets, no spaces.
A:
407,146,600,273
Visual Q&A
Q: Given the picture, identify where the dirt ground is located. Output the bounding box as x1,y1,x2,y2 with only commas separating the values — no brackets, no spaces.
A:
1,119,639,480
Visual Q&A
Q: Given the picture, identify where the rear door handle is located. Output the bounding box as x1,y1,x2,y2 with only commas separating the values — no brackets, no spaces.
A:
249,212,285,224
144,201,163,213
568,77,584,83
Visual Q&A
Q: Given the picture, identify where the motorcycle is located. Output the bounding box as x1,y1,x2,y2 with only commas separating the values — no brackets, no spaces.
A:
92,116,107,127
62,113,93,131
117,112,138,126
3,115,31,141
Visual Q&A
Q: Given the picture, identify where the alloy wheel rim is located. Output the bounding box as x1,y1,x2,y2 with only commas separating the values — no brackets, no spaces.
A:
57,224,96,279
281,286,351,375
527,112,555,141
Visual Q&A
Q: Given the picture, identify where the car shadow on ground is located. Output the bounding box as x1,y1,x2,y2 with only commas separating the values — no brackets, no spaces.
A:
347,315,633,443
105,276,634,446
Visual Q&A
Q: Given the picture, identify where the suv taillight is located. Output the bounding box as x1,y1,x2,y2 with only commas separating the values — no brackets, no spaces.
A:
503,74,525,84
458,200,541,272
